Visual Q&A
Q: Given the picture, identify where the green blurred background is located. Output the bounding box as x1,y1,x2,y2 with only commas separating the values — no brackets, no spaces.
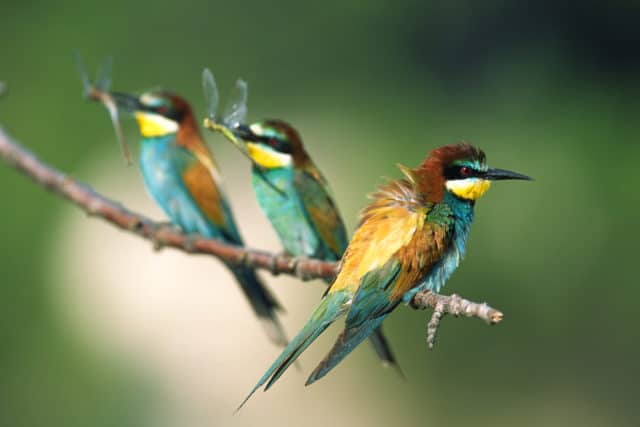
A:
2,1,640,426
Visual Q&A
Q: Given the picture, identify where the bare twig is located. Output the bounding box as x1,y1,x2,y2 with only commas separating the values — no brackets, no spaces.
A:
411,292,504,348
0,82,6,97
0,126,504,346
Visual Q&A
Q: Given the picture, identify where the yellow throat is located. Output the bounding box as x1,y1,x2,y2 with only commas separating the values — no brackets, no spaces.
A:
135,112,179,138
246,142,292,169
445,178,492,200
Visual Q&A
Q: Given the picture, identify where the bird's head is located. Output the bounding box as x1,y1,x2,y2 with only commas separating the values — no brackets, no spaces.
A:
111,91,194,138
418,143,532,202
231,119,307,169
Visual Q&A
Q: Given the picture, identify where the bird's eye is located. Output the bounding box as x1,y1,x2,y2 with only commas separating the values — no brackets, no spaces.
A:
156,106,167,114
460,166,471,177
268,138,280,148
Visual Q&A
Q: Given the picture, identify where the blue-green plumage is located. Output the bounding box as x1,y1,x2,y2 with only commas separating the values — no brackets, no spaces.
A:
138,134,286,345
405,191,474,301
102,91,288,346
140,136,236,240
252,167,338,260
232,120,399,369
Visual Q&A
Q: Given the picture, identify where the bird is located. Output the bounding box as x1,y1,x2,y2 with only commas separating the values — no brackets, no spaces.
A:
100,89,288,346
238,142,531,408
222,119,400,370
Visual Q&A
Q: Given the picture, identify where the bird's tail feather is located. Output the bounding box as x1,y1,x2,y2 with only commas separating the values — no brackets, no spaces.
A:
306,315,388,386
237,290,350,411
368,326,404,378
229,265,288,347
323,278,399,371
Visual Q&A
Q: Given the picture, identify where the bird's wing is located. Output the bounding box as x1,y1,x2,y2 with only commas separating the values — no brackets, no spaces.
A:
350,219,449,321
328,196,449,319
327,173,429,293
293,164,349,260
175,145,243,244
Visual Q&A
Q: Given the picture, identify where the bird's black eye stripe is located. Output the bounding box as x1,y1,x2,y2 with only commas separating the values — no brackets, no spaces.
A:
444,165,482,180
165,109,183,122
260,136,292,154
140,104,183,122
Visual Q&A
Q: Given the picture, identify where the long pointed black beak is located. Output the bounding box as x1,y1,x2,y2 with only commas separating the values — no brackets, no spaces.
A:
109,92,142,113
233,124,259,142
485,168,533,181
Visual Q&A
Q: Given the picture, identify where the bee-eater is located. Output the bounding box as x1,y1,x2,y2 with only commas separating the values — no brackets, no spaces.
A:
239,143,531,407
220,119,399,369
102,90,287,346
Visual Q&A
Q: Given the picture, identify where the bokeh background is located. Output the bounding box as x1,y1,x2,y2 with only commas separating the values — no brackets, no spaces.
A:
2,1,639,426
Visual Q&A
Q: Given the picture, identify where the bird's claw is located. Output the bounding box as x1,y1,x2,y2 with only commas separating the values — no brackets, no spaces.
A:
291,256,313,280
183,233,200,253
426,302,446,350
150,221,179,251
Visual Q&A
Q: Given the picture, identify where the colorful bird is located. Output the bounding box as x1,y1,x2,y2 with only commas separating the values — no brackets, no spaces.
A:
227,120,399,367
199,69,399,369
97,89,288,346
238,143,531,407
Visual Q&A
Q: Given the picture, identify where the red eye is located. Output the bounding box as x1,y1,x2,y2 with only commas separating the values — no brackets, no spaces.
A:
460,166,471,177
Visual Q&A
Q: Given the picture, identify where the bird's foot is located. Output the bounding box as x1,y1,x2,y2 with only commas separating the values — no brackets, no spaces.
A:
267,251,297,277
286,255,314,281
426,302,446,350
155,221,179,230
183,233,202,253
149,221,180,251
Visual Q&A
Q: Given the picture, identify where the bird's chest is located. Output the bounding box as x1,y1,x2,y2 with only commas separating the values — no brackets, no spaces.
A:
405,198,474,299
139,138,182,193
252,168,320,257
138,137,195,224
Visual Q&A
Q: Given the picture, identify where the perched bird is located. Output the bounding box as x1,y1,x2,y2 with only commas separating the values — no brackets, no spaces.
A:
239,143,531,407
103,90,287,346
225,119,399,369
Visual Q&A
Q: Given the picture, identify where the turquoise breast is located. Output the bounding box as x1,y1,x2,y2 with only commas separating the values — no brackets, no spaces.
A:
252,167,323,258
404,192,475,301
138,136,223,239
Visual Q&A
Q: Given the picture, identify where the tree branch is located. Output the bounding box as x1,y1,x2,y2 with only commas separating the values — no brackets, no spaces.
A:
410,292,503,348
0,127,337,280
0,126,503,347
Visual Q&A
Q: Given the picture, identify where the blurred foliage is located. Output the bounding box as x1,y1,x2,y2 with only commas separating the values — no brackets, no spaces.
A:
2,1,640,426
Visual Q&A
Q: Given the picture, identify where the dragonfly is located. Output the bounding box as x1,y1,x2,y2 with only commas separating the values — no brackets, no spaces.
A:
201,68,252,158
73,52,132,165
202,69,284,196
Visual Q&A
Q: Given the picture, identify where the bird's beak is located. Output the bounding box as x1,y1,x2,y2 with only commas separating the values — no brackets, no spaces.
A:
233,124,259,142
227,123,258,158
205,122,253,162
485,168,533,181
109,92,143,113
